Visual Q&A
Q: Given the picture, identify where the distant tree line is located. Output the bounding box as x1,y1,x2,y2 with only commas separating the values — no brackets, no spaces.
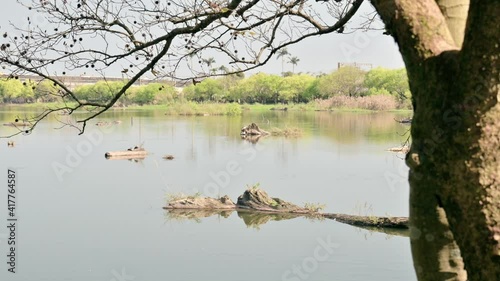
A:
0,67,410,108
183,66,411,108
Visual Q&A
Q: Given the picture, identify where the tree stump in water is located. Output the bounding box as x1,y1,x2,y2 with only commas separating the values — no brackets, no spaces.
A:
240,123,269,136
237,188,310,213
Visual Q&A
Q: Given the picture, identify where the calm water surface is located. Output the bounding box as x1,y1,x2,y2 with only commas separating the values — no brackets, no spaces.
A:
0,107,415,281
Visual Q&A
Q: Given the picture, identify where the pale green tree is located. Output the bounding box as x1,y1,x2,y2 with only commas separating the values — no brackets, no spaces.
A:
317,66,366,97
365,68,410,104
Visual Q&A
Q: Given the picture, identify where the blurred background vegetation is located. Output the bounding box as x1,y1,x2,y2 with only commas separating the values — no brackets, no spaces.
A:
0,66,411,110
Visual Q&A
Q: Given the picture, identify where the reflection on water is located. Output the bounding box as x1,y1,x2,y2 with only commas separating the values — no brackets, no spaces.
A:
164,208,411,237
165,208,310,229
0,106,415,281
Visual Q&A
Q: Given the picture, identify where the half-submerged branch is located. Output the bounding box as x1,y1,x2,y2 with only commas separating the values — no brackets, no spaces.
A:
164,187,408,229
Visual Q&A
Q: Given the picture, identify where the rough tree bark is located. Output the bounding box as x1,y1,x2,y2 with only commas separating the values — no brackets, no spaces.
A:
371,0,499,280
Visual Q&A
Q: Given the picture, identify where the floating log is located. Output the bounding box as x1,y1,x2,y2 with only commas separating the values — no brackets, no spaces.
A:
164,187,409,230
322,213,409,229
387,146,410,153
104,154,147,161
352,225,410,237
3,122,29,127
395,117,412,124
105,147,148,159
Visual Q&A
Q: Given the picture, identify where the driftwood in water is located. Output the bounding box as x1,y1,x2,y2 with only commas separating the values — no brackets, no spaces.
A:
322,213,408,229
240,123,269,136
165,195,236,210
105,147,148,159
387,146,410,153
165,188,311,213
164,188,409,229
394,117,412,124
3,122,30,127
353,225,410,237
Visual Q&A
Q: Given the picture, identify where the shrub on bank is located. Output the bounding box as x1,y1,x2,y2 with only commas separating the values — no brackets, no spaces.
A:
164,102,242,116
316,95,398,111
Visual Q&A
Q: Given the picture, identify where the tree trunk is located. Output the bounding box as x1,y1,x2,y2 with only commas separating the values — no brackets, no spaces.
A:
371,0,500,280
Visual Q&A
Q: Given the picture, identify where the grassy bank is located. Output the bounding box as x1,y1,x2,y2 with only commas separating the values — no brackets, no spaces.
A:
2,99,412,116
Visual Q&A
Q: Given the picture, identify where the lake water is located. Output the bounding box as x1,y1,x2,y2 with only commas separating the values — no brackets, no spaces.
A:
0,106,416,281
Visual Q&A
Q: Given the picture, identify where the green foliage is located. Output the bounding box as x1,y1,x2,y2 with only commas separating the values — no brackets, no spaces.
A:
34,80,59,102
164,101,242,116
279,74,316,103
3,67,410,109
364,67,411,106
317,66,367,97
131,83,176,105
0,79,35,103
225,102,242,116
74,80,127,103
192,78,226,102
232,73,282,103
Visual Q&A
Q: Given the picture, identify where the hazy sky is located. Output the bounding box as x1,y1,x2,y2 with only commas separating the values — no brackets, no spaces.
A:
0,1,405,77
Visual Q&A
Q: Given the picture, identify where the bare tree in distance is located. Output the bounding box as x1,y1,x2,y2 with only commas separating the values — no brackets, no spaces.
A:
276,47,290,75
0,0,365,135
288,56,300,73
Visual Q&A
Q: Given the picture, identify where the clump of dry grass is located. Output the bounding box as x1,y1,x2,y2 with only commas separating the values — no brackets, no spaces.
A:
165,192,202,203
314,95,398,111
269,126,303,137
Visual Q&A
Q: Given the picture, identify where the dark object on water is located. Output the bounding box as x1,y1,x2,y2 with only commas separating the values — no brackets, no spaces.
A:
105,147,147,159
387,146,410,153
163,155,174,160
7,141,14,147
395,117,412,124
240,123,269,136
